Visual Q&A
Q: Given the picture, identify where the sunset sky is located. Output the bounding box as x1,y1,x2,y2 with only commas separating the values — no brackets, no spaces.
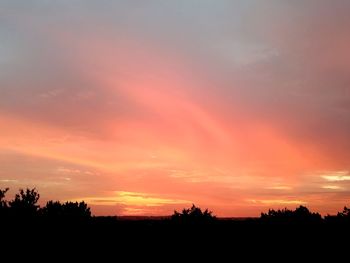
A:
1,1,350,216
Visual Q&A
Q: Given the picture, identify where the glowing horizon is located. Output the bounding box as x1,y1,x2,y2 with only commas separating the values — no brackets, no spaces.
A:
1,1,350,216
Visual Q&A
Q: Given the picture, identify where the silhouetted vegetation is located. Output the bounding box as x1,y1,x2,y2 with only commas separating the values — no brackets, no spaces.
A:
0,187,91,222
1,187,350,258
260,205,322,224
41,200,91,220
324,206,350,224
337,206,350,218
9,188,40,218
0,188,9,209
171,204,216,224
2,186,350,227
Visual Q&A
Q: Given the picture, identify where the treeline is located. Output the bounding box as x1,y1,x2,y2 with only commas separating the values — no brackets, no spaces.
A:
1,187,350,224
261,205,350,224
0,188,90,221
172,203,350,224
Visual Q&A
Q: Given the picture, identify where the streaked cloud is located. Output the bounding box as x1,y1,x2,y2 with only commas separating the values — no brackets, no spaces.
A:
75,191,191,207
321,171,350,182
248,199,307,205
322,185,342,190
265,186,292,191
1,1,350,216
0,179,18,183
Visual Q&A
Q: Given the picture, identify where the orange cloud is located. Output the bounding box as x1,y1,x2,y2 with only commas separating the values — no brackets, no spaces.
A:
2,4,350,217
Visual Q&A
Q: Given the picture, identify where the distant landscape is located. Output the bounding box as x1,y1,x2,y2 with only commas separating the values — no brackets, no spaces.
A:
2,187,350,223
2,1,350,258
2,188,350,258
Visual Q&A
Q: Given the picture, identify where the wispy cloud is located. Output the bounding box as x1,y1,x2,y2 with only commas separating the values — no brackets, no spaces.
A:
322,185,342,190
321,171,350,182
0,179,18,183
265,185,292,190
247,199,306,205
1,1,350,216
56,167,99,176
76,191,191,207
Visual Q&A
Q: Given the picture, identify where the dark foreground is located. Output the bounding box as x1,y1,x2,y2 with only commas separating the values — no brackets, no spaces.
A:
2,217,350,260
1,188,349,259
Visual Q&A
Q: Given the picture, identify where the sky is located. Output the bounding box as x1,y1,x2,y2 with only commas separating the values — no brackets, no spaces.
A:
1,0,350,216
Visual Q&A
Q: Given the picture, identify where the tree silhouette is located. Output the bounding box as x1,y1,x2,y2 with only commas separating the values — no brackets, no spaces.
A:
337,206,350,218
0,188,9,209
4,185,350,232
40,200,64,218
9,188,40,218
41,200,91,220
171,204,216,223
261,205,322,223
61,201,91,219
0,188,9,218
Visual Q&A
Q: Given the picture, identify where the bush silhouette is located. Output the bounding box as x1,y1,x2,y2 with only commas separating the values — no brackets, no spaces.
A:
9,188,40,218
171,204,216,223
324,206,350,223
4,185,350,230
337,206,350,218
0,187,92,222
0,188,9,209
0,188,9,218
41,200,63,218
41,200,91,220
261,205,322,223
